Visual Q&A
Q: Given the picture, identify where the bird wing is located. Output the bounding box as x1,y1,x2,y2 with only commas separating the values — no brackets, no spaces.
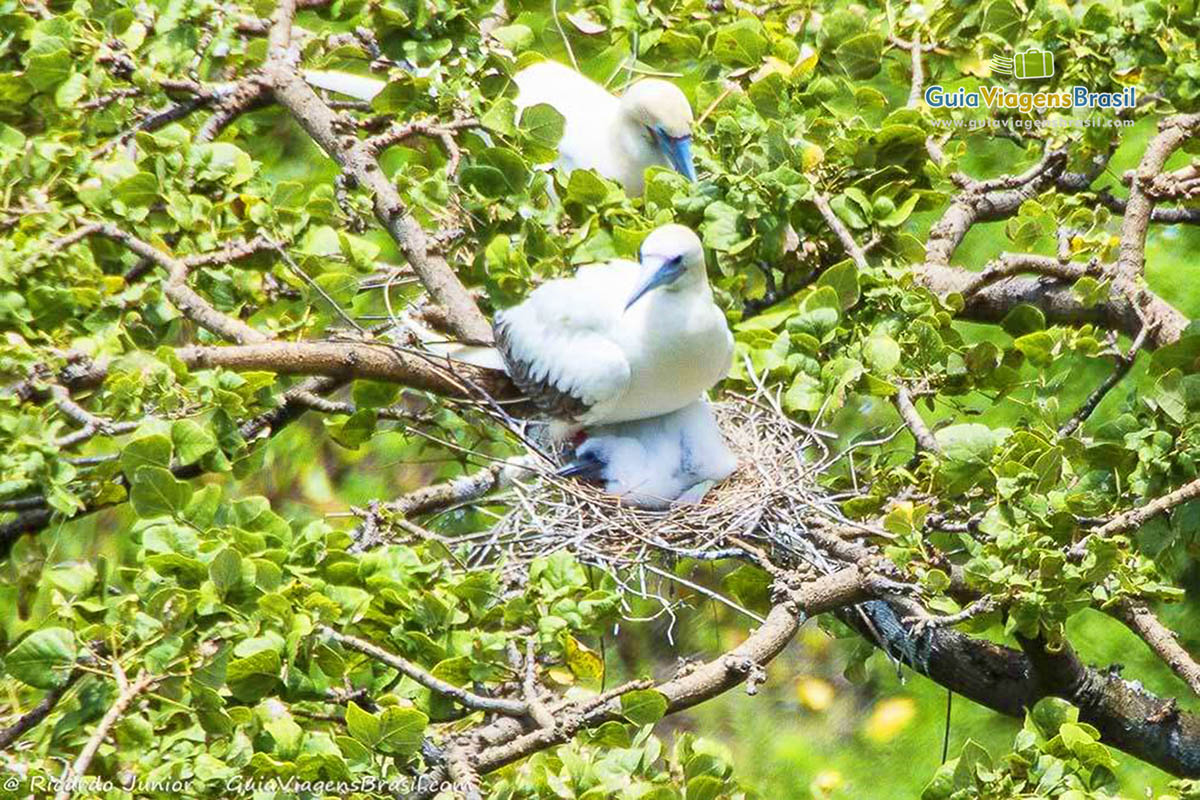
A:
494,262,636,420
513,62,621,174
513,61,619,121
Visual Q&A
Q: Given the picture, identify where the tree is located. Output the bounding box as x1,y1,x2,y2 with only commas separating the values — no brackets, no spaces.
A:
3,0,1200,797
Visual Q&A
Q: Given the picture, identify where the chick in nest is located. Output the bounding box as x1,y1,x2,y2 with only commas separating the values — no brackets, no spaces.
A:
557,399,738,509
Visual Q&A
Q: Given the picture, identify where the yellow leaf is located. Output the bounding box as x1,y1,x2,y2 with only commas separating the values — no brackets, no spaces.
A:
864,696,916,743
796,676,835,712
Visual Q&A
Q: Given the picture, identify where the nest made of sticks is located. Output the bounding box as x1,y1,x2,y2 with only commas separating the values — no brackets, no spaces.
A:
463,385,871,585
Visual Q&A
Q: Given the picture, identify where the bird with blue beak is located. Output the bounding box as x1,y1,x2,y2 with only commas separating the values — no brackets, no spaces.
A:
303,60,698,196
493,224,732,428
513,61,698,195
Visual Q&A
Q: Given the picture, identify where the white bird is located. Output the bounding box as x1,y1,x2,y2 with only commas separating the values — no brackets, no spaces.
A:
303,61,698,195
512,61,696,195
494,223,733,427
558,400,738,509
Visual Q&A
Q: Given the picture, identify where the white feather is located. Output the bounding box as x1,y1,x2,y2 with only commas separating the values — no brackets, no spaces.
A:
303,70,387,101
495,225,733,426
304,62,693,195
514,61,688,195
574,400,737,509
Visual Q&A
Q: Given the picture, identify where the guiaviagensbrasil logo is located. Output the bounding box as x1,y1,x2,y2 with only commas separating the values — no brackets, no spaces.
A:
924,45,1136,114
990,49,1054,80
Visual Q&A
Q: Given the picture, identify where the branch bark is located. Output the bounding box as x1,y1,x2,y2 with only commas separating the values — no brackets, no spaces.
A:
261,29,491,344
52,670,157,800
319,626,531,717
1116,113,1200,283
1112,598,1200,697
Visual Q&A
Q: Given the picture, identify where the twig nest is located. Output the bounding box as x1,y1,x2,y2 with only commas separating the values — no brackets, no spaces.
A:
470,390,845,574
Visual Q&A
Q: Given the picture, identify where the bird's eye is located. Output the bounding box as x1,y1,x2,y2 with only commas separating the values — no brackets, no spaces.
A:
667,255,684,268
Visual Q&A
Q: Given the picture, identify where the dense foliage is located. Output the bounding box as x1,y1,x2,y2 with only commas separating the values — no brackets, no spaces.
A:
3,0,1200,797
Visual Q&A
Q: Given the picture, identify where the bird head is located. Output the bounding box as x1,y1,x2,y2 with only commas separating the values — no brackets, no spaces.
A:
625,224,706,310
620,79,697,181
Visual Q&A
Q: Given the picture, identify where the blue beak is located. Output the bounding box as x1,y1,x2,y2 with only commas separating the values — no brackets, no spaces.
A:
652,128,697,181
625,257,686,310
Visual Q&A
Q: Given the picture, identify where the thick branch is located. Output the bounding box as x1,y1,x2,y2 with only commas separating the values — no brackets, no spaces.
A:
175,341,513,398
960,253,1095,298
843,601,1200,777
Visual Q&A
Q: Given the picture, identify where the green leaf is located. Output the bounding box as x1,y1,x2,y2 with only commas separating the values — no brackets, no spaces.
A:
713,19,768,67
816,260,860,310
24,38,71,91
54,71,86,108
621,689,668,725
326,409,377,449
835,33,883,80
345,702,428,755
6,627,77,689
702,202,744,252
1029,696,1079,738
172,419,217,466
226,649,281,703
481,97,518,137
982,0,1023,43
112,172,160,207
122,435,173,476
370,76,417,113
566,170,611,206
209,548,242,596
491,24,534,51
863,334,901,374
519,103,565,150
1001,304,1046,337
130,466,193,519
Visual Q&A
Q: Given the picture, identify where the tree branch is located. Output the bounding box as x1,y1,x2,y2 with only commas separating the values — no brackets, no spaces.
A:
841,601,1200,777
465,566,872,776
176,341,512,398
1058,322,1152,437
1111,598,1200,697
52,670,157,800
0,667,86,752
892,387,940,454
318,626,531,717
262,32,491,344
1116,113,1200,283
959,253,1096,298
53,222,268,344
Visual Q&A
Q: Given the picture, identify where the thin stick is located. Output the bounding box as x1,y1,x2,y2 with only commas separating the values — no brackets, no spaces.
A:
319,625,529,717
53,670,158,800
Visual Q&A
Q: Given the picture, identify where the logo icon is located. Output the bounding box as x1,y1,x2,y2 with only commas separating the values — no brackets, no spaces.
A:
991,50,1054,80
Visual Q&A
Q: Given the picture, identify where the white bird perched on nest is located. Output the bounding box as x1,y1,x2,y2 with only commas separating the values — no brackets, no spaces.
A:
304,61,697,195
557,399,738,509
493,223,733,428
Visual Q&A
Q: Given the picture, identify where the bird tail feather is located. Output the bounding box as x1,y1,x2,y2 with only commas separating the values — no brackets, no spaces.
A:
303,70,388,101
